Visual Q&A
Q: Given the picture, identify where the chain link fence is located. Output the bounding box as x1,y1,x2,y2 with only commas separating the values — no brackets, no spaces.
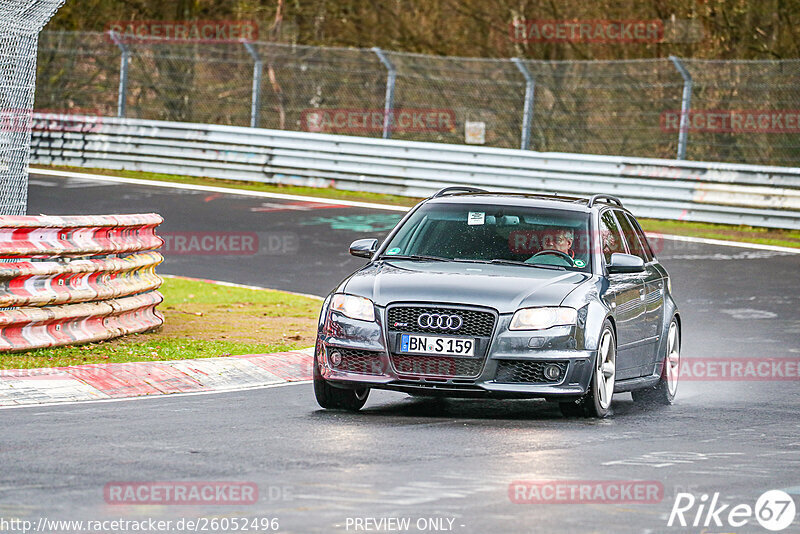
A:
0,1,64,215
35,31,800,167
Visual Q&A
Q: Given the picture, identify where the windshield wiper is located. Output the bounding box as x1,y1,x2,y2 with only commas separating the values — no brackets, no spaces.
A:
379,255,567,271
489,259,566,271
383,256,494,265
378,254,450,262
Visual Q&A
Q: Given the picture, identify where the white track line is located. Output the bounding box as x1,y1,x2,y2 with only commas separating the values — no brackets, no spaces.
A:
32,167,800,254
0,380,311,411
650,233,800,255
30,168,409,212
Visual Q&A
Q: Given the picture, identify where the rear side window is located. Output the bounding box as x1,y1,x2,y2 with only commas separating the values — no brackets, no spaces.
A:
615,210,650,262
623,213,655,261
599,211,626,263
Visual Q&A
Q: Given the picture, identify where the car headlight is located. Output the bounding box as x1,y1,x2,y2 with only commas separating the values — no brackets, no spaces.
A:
330,294,376,322
509,307,577,331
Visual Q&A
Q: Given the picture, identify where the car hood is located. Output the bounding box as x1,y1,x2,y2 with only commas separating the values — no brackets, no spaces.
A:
341,260,590,314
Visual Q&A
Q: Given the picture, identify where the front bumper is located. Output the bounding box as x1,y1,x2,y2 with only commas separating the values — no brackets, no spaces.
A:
318,308,596,400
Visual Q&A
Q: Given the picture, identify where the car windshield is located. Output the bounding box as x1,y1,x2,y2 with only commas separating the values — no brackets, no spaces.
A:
380,202,592,272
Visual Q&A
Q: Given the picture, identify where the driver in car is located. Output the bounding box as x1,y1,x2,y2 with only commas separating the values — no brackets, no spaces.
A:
545,228,574,256
525,228,577,266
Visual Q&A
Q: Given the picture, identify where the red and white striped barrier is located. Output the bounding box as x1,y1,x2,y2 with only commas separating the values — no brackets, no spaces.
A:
0,251,162,307
0,214,164,352
0,292,163,351
0,213,162,257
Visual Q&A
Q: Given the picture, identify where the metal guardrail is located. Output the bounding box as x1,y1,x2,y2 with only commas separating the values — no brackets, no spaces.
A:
0,213,164,352
30,116,800,229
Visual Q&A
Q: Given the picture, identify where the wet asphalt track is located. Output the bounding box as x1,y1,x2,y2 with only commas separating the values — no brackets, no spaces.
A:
1,172,798,533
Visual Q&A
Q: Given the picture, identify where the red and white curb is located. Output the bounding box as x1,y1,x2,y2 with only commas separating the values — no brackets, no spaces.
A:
0,347,314,408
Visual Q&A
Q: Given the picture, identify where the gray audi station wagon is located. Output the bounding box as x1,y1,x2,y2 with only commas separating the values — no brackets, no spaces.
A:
314,188,681,417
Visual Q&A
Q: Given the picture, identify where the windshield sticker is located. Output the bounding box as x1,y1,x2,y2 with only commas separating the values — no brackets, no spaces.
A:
573,259,586,268
468,212,485,225
386,247,401,255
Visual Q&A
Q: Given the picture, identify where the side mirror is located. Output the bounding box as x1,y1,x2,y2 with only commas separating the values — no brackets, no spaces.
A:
607,253,645,274
349,238,378,259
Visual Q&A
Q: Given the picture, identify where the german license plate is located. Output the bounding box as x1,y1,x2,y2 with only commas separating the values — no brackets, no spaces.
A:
400,334,475,356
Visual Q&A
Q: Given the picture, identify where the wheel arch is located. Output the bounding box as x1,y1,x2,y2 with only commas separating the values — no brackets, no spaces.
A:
579,296,616,351
605,314,617,339
672,312,682,349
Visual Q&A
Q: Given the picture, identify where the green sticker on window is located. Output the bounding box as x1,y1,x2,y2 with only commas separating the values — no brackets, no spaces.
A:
387,247,401,255
573,259,586,268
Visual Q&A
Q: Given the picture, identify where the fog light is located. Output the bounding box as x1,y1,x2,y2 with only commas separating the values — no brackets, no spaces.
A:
543,364,562,381
330,351,342,367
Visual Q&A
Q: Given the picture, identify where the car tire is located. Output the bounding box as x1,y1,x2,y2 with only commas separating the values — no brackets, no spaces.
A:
632,317,680,406
559,320,616,418
583,320,616,418
313,350,370,411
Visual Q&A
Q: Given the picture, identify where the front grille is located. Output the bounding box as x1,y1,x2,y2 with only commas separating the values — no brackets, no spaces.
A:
387,306,495,336
495,360,568,384
328,347,386,375
391,355,483,378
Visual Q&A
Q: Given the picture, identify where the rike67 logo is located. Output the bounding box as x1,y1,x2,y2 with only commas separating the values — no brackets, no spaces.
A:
668,490,796,531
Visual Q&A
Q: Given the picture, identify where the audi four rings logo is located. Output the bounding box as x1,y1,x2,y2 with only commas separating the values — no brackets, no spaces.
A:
417,313,463,330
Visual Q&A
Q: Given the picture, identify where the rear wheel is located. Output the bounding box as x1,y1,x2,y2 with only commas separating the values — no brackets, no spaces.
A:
632,318,679,406
313,350,370,411
559,320,616,418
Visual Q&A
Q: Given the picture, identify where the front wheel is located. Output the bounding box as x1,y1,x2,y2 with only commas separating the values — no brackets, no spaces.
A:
313,351,370,411
632,318,680,406
560,320,616,418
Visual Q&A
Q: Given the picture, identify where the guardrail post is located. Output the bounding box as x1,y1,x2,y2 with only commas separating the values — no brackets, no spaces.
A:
669,56,693,160
372,47,397,139
511,58,535,151
109,31,129,118
243,42,263,128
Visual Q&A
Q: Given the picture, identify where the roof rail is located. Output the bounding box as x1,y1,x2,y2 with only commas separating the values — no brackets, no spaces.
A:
431,186,488,198
587,194,624,208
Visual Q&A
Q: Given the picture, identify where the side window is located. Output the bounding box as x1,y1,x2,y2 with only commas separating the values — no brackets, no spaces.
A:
615,210,649,262
623,213,654,261
599,211,626,264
